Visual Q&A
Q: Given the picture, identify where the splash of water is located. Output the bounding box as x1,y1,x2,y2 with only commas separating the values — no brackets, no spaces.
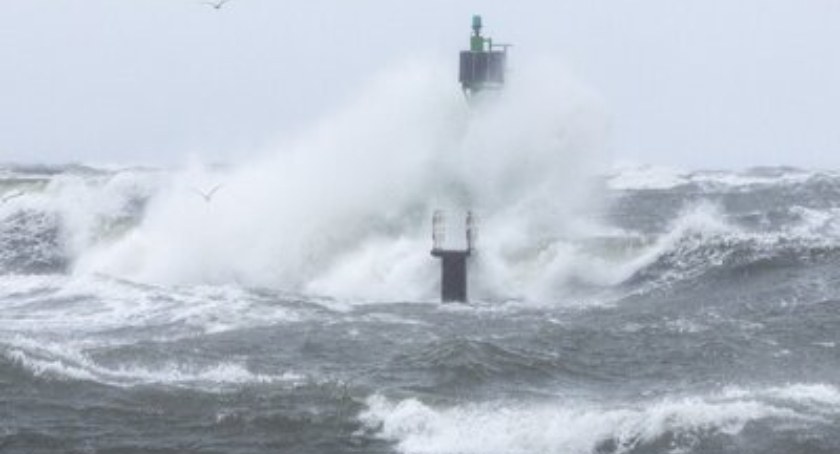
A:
72,58,610,301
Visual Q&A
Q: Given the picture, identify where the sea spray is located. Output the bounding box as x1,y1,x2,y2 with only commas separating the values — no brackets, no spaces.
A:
73,58,610,301
0,169,157,274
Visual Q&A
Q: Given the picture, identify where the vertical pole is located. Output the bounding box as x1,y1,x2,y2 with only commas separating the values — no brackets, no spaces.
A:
440,253,468,302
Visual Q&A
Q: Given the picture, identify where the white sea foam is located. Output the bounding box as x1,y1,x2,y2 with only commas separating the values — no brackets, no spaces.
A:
607,163,822,192
607,164,690,191
3,336,302,389
0,274,302,343
586,197,840,297
576,202,736,293
0,274,312,390
723,383,840,410
0,274,62,299
786,206,840,240
361,384,837,454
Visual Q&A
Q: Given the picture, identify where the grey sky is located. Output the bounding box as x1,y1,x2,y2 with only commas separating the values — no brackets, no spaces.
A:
1,1,839,169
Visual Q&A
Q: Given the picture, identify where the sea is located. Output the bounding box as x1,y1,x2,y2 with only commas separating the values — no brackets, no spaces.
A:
2,63,840,454
2,163,840,454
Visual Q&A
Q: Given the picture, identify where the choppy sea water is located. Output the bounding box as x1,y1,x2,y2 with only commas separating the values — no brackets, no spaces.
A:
2,164,840,453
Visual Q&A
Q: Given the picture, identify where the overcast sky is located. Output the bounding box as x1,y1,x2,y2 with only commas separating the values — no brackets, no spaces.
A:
1,1,839,169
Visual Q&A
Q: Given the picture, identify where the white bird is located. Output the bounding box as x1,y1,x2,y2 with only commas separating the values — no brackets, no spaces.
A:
202,0,231,10
0,191,23,204
191,184,224,203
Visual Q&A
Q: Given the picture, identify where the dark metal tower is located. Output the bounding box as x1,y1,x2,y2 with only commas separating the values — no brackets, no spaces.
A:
458,15,510,98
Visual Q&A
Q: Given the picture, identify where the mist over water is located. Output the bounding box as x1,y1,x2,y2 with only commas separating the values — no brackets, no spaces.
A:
72,58,610,301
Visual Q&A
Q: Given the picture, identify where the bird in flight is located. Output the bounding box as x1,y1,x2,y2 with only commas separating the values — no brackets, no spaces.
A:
191,184,224,203
0,191,23,204
202,0,231,10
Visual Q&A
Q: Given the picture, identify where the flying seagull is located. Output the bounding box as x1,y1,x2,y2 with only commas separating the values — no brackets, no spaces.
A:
191,184,224,203
202,0,231,10
0,191,23,204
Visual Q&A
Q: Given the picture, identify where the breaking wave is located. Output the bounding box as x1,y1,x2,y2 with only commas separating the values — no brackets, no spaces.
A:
5,166,840,305
2,58,611,302
360,384,840,454
1,343,302,390
4,62,840,304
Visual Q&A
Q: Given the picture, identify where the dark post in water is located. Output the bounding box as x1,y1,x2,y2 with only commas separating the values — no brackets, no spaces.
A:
431,211,475,303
